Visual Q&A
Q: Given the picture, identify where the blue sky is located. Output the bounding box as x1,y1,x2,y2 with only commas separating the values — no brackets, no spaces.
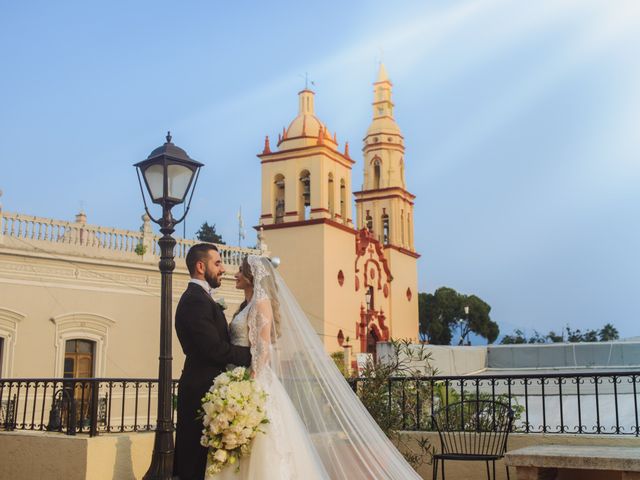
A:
1,1,639,340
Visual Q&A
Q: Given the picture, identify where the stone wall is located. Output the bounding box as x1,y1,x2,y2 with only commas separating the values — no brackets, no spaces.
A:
2,430,639,479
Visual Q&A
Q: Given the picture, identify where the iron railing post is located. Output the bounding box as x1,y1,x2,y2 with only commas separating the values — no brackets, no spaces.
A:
89,380,99,437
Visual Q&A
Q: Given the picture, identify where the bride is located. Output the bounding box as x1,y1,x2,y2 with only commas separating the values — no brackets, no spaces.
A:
208,254,422,479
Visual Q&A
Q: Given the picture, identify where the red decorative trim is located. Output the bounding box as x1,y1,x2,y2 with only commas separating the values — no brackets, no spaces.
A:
258,146,354,167
406,288,412,301
355,195,415,206
311,208,329,213
285,211,298,215
337,270,344,286
363,145,405,155
385,244,421,259
354,186,415,199
334,213,342,218
260,214,273,219
254,218,357,235
364,258,383,290
364,132,404,140
355,228,393,283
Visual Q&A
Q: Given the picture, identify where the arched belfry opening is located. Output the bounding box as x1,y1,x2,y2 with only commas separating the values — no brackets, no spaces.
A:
382,211,390,244
373,159,381,189
328,173,335,217
274,174,285,224
299,170,311,220
340,178,346,221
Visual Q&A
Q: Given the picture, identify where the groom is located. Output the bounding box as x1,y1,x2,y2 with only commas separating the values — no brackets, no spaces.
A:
173,243,252,480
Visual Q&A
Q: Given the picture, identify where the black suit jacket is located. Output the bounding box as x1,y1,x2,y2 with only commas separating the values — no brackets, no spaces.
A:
173,282,251,480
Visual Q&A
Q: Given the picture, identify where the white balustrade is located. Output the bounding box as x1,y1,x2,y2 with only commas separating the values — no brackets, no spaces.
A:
1,211,262,264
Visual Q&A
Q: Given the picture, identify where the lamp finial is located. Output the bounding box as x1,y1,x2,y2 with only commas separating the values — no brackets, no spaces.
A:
166,131,172,144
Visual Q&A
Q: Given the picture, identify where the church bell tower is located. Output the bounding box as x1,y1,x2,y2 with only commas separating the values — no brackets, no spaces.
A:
257,89,359,351
354,64,419,341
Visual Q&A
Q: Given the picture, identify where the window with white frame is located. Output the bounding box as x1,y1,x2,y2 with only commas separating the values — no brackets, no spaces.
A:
52,313,115,378
0,308,25,378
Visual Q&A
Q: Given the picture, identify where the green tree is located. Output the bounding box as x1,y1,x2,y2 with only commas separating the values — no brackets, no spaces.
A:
599,323,619,341
500,329,527,345
195,222,225,244
500,323,620,344
418,287,499,345
547,331,563,343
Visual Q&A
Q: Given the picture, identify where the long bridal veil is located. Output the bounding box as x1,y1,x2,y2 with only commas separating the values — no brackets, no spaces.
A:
254,257,422,479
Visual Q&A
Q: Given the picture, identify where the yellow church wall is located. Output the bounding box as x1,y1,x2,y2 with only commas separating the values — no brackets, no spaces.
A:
385,248,419,341
260,224,326,336
321,225,360,352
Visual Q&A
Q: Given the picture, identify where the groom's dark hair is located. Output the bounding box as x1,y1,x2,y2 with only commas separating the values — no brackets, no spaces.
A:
186,243,219,276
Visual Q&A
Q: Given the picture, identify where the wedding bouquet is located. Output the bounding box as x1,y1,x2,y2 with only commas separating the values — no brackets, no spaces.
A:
200,366,269,475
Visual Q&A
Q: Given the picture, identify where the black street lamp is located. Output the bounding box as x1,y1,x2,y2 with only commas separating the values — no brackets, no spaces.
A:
134,132,203,480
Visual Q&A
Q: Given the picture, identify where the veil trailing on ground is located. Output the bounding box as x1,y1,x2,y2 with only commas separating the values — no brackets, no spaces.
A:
243,255,421,479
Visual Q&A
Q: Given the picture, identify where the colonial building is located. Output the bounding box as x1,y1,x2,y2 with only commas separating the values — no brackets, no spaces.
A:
0,208,259,379
258,64,420,355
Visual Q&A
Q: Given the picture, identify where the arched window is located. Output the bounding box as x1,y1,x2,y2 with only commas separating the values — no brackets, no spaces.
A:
382,213,390,244
328,173,335,217
274,174,285,224
64,339,95,379
373,159,381,189
339,178,346,221
299,170,311,220
366,210,373,233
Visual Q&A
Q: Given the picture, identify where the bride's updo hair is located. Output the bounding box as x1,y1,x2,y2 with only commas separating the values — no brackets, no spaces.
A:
234,255,281,339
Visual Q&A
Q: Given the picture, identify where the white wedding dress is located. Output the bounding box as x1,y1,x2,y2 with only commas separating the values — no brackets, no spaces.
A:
206,256,422,480
208,296,329,479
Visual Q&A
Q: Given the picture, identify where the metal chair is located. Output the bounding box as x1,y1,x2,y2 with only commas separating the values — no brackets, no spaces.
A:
431,400,514,480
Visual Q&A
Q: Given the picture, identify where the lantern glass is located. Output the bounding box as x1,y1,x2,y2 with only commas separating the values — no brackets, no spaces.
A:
167,164,193,202
144,164,165,201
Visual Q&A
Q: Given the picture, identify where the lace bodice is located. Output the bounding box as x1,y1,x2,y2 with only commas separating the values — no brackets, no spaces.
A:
229,306,250,347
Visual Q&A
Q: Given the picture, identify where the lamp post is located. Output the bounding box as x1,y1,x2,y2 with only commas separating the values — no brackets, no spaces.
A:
134,132,203,480
458,305,470,346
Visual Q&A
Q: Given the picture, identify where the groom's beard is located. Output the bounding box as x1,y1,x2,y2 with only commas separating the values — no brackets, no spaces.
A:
204,268,221,289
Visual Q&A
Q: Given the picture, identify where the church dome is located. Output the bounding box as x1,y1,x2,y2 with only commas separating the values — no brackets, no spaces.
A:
279,90,337,149
286,111,326,138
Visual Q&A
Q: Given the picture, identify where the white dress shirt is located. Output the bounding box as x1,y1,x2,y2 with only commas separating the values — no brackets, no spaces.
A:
189,278,213,296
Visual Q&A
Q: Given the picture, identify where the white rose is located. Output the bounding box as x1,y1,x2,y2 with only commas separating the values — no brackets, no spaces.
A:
202,402,215,417
213,449,228,463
